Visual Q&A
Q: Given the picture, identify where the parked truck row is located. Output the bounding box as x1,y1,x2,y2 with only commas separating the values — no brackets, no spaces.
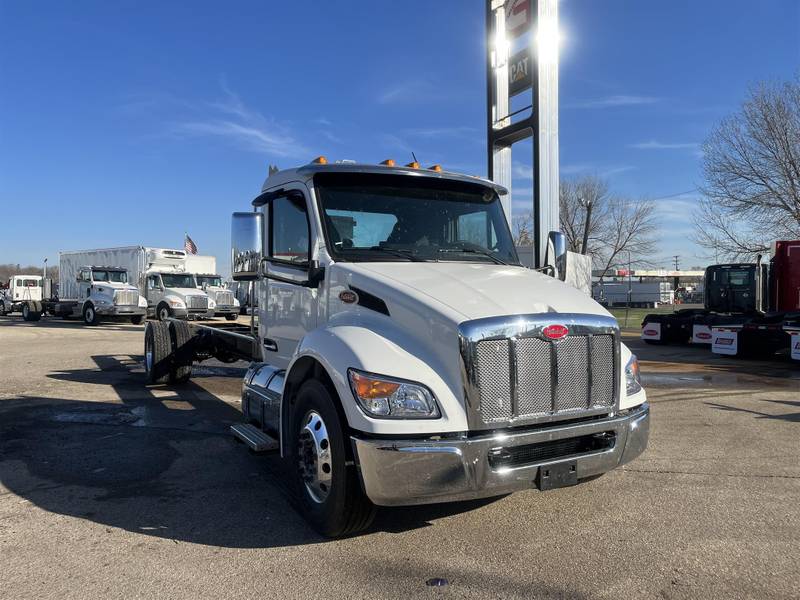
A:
641,240,800,362
139,158,650,537
0,247,239,324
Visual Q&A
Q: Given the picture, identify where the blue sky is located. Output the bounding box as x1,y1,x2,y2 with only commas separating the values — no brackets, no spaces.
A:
1,0,798,273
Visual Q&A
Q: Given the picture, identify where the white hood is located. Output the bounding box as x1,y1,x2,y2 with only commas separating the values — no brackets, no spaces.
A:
343,262,610,322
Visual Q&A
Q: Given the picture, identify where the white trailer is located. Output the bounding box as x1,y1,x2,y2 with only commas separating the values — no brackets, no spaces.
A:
593,281,673,308
185,254,239,320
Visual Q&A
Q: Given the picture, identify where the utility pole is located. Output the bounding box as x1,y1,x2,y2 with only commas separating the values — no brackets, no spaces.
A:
673,255,680,271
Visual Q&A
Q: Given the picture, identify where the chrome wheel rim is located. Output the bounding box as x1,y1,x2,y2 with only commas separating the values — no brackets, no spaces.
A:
159,307,168,320
86,308,94,322
298,411,332,504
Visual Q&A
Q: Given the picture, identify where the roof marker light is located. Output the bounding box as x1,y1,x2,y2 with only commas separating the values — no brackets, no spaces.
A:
311,156,328,165
405,161,420,169
380,159,396,167
428,164,443,172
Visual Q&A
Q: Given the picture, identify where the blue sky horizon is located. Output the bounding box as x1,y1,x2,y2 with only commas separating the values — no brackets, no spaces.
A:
1,0,798,274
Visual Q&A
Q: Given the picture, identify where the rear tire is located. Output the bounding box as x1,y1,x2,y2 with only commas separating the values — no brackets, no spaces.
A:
288,379,376,537
0,301,6,316
83,304,98,325
144,321,172,384
168,320,194,383
131,315,144,325
224,313,237,321
22,303,41,322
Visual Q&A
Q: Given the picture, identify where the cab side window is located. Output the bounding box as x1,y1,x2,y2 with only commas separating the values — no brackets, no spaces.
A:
270,194,310,265
147,276,159,290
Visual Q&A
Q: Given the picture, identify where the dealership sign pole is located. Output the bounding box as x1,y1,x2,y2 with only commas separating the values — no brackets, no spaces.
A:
486,0,559,267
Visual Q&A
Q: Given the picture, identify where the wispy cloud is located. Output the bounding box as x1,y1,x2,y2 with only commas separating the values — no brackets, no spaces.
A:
402,126,478,139
170,82,306,157
559,163,637,178
565,95,659,109
629,140,699,150
378,80,441,104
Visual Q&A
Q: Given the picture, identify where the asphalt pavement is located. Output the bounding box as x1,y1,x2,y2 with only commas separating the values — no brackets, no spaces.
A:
1,316,798,599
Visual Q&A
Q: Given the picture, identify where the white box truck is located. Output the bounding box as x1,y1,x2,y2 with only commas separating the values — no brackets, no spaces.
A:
90,247,213,321
185,254,239,320
141,159,649,537
1,250,148,324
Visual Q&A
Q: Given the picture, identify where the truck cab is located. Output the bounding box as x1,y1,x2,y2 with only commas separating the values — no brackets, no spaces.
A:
0,275,42,314
145,160,649,537
194,274,239,320
145,271,211,321
72,266,147,324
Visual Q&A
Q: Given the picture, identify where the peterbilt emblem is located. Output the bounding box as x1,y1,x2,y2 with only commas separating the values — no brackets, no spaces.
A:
339,290,358,304
543,324,569,340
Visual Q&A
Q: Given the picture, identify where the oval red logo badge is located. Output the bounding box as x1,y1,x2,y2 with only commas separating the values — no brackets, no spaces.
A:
697,332,712,340
543,324,569,340
339,290,358,304
643,329,658,337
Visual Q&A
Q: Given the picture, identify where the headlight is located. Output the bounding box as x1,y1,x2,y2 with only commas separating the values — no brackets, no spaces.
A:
233,298,240,306
168,298,185,308
348,369,440,419
209,299,216,308
625,355,643,396
138,296,147,307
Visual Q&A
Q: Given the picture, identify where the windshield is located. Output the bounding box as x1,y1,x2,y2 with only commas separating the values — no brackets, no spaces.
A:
92,270,128,284
315,173,519,264
18,279,41,287
196,276,223,287
161,273,197,288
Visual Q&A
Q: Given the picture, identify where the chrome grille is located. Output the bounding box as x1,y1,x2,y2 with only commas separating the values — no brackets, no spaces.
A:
113,290,139,306
461,314,619,429
215,290,234,306
187,295,208,310
475,340,512,422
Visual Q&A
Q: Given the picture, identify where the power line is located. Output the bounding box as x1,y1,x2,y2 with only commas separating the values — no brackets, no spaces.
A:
650,188,698,201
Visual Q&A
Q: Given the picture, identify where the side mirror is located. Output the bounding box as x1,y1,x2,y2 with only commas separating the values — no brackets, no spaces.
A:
544,231,567,281
231,212,264,281
261,257,325,289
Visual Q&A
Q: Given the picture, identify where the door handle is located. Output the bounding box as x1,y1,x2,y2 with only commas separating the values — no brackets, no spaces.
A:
263,338,278,352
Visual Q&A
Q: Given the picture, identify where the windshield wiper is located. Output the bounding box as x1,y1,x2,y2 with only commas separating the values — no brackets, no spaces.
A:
368,247,428,262
437,246,512,266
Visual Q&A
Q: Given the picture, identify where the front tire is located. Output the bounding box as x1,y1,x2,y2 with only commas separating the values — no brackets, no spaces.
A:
157,303,172,322
0,301,6,316
224,313,237,321
83,304,98,325
288,379,375,537
131,315,144,325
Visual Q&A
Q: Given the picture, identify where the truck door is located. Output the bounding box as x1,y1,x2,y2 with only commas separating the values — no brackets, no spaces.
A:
146,274,162,310
78,268,91,301
263,190,318,369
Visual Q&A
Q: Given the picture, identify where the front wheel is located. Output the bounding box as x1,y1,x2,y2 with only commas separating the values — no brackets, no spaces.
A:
0,302,6,316
83,304,98,325
288,379,375,537
22,303,41,322
157,304,172,321
131,315,144,325
224,313,237,321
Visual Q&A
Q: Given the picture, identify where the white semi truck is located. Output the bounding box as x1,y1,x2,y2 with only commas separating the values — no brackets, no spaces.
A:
185,254,240,320
142,160,649,537
0,250,148,324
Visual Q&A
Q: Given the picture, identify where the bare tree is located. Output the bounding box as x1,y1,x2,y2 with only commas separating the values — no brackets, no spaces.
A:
560,176,610,253
693,76,800,259
512,175,659,278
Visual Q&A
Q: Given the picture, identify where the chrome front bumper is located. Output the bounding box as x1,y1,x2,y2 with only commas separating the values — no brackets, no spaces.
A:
351,403,649,506
97,305,146,317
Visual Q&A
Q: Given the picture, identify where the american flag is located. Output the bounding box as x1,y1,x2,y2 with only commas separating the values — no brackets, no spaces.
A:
184,234,198,255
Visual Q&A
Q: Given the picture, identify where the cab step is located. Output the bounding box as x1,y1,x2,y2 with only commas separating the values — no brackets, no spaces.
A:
230,423,279,453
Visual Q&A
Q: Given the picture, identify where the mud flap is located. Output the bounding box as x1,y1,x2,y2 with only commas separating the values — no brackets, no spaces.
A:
641,322,661,341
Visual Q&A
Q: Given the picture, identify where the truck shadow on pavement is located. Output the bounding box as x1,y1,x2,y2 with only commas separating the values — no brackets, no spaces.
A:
0,354,500,547
0,316,141,332
705,399,800,423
